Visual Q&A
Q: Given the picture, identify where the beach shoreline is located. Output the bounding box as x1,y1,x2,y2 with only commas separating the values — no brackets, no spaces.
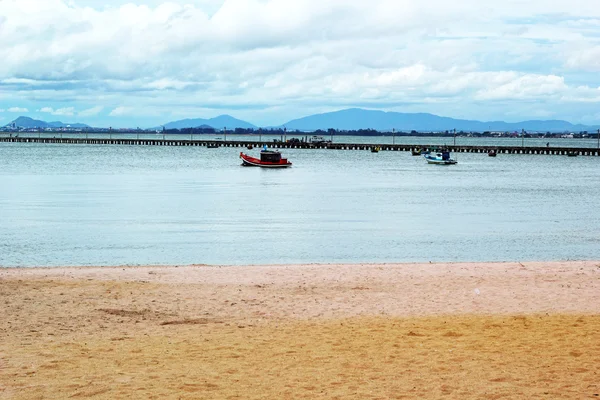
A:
2,261,599,399
2,260,599,317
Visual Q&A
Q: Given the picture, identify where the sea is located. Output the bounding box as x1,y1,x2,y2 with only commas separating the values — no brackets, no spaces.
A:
1,135,599,267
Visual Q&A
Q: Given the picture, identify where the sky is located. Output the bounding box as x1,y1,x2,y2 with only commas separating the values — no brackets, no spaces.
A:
1,0,600,128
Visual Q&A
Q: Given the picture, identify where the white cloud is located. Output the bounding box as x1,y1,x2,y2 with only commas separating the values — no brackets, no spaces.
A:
565,46,600,72
54,107,75,116
8,107,29,113
37,106,75,116
475,74,569,100
78,106,104,117
108,106,131,116
1,0,600,125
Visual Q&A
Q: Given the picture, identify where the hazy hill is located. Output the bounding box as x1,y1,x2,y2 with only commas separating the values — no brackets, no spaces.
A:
281,108,599,133
162,115,256,130
6,116,90,129
48,121,90,129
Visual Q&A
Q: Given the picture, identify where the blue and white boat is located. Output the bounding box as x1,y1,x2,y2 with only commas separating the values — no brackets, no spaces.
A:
424,150,457,165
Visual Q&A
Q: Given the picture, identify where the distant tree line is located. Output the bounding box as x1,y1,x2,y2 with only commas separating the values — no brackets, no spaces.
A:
164,127,442,136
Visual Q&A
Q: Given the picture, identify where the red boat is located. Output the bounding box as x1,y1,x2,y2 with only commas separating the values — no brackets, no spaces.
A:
240,148,292,168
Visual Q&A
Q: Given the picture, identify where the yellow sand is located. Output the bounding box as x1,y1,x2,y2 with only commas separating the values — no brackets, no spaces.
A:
1,262,599,399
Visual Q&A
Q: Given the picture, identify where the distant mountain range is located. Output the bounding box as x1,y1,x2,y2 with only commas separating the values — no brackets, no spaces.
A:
279,108,600,133
159,109,599,133
161,115,256,130
6,109,600,132
5,116,90,129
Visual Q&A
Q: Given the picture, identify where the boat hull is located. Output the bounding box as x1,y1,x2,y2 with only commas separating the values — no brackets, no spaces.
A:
424,154,457,165
425,159,457,165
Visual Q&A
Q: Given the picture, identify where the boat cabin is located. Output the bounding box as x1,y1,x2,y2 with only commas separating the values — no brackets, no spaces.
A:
260,150,283,163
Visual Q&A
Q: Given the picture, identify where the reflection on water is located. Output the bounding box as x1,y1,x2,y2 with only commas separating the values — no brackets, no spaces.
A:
0,142,599,266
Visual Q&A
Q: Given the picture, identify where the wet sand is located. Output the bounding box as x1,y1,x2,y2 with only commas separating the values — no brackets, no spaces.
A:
1,261,599,399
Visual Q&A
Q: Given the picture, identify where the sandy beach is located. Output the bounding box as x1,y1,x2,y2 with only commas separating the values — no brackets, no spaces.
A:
1,261,599,399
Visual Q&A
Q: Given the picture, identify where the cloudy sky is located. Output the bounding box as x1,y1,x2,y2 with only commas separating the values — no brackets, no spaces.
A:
1,0,600,128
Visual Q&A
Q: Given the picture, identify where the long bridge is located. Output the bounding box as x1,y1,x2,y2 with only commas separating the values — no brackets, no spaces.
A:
1,136,599,156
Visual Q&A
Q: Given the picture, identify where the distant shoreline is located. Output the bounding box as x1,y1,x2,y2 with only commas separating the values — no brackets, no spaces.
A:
2,259,599,270
3,129,599,138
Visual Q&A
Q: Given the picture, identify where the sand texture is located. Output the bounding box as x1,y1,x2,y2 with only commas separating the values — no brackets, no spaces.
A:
1,261,599,399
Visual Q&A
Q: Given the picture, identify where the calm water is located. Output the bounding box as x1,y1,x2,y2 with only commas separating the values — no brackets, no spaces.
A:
1,142,599,266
